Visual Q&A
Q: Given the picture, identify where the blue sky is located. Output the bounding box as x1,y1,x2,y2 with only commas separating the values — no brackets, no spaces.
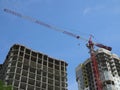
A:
0,0,120,90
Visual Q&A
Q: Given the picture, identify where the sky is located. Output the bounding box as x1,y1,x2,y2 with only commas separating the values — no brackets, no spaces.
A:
0,0,120,90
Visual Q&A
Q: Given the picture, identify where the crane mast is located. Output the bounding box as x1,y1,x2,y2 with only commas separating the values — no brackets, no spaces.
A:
87,37,103,90
4,8,112,90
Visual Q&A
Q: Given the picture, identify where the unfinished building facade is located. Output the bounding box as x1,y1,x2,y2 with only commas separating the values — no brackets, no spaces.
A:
76,48,120,90
0,44,68,90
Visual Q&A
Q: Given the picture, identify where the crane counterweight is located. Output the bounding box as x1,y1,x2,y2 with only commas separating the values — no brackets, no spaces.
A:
95,43,112,51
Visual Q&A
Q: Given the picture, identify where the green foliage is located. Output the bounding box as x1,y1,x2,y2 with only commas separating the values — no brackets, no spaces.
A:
0,80,12,90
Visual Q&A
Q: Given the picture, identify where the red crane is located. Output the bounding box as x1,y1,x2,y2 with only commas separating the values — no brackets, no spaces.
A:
4,8,112,90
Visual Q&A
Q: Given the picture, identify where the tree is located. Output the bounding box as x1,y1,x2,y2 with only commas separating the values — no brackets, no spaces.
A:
0,80,12,90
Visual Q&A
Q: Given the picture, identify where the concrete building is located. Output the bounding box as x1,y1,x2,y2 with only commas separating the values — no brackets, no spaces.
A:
0,44,68,90
76,48,120,90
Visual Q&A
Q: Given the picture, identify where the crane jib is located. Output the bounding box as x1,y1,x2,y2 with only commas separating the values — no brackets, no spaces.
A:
35,20,51,28
4,9,22,18
4,8,82,40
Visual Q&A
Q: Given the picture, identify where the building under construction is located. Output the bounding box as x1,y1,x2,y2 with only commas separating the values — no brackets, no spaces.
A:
0,44,68,90
76,48,120,90
3,8,119,90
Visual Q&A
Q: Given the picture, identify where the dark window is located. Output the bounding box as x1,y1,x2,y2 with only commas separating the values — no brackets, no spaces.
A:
9,73,14,79
17,62,22,67
14,80,19,87
44,55,47,60
28,79,35,85
15,74,20,80
16,68,21,74
22,70,28,76
36,81,41,87
10,67,15,72
25,49,30,54
20,46,25,51
21,76,27,83
11,61,17,66
23,65,29,71
36,75,41,81
28,85,34,90
38,53,42,59
29,72,35,79
20,83,26,89
30,67,36,73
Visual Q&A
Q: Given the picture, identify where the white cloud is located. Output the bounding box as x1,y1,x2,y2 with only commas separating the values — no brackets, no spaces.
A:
83,4,120,16
83,6,104,15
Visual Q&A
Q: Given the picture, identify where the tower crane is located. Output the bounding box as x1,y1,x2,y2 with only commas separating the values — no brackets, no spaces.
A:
4,8,112,90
